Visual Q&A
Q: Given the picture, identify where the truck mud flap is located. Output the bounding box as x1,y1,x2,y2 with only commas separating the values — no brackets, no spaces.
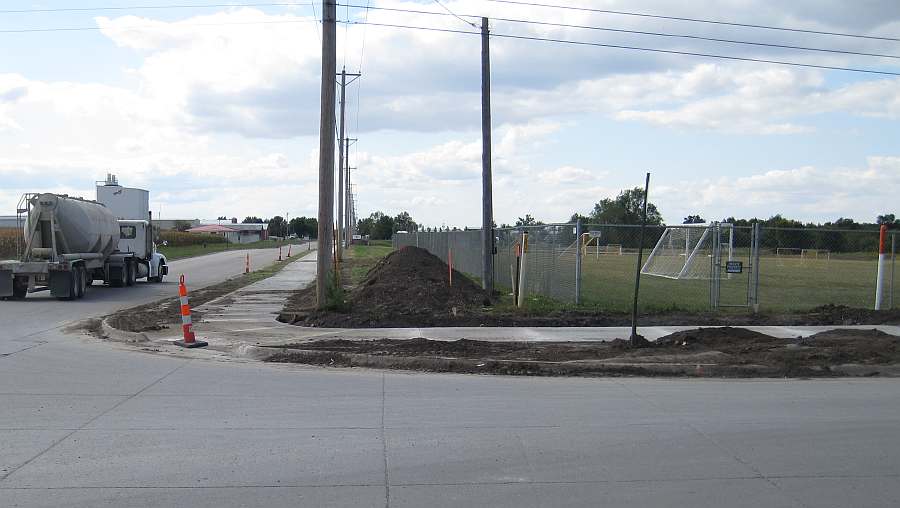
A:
0,270,12,298
49,270,74,298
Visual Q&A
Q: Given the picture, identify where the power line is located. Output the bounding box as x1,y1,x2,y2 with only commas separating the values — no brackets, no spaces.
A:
487,0,900,43
0,2,309,14
432,0,477,29
0,16,318,33
341,20,900,76
335,3,900,60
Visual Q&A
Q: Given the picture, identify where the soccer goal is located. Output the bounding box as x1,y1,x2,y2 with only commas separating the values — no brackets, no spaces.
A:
641,223,733,279
801,248,830,261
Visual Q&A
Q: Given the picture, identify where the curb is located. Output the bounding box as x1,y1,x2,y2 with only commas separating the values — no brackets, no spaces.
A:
260,348,900,378
100,318,150,343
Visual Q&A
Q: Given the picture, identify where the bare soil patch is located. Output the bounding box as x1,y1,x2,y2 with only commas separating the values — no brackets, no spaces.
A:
105,261,291,333
281,246,491,327
265,327,900,378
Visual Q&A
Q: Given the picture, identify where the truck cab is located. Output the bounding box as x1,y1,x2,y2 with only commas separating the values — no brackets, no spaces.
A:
117,220,167,283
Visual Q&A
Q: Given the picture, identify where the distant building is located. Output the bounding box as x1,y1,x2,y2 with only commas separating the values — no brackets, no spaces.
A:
0,215,19,229
152,219,202,231
186,223,268,244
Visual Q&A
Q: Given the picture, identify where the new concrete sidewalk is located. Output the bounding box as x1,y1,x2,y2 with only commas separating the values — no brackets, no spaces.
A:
139,251,900,357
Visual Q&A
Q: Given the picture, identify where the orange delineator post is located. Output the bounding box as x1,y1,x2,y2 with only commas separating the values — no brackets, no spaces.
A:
287,244,292,257
278,246,283,261
245,253,250,274
875,224,888,310
174,274,208,348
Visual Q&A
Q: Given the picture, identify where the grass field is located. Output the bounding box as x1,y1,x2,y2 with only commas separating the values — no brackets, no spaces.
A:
0,229,18,260
345,241,393,285
156,239,308,260
576,251,894,312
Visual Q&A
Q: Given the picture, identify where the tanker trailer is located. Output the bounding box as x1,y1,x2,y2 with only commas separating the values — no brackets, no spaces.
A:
0,193,168,300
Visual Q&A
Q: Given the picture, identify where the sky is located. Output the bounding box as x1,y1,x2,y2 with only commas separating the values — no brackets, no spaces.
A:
1,0,899,228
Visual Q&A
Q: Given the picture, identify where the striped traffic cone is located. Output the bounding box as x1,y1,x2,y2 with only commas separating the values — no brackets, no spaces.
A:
174,274,207,348
287,244,292,258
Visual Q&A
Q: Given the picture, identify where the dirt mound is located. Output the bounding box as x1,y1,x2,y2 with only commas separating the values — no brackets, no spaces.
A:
654,327,783,350
306,246,490,327
801,304,900,325
799,328,900,364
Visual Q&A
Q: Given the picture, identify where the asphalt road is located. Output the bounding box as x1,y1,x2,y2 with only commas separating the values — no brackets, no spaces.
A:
2,247,900,507
0,247,285,352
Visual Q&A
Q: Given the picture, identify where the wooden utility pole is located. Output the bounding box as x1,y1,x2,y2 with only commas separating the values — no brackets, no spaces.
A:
336,68,347,262
344,137,357,249
481,17,494,295
316,0,336,308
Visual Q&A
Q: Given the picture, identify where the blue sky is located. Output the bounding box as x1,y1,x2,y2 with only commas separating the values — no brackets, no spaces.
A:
1,0,899,226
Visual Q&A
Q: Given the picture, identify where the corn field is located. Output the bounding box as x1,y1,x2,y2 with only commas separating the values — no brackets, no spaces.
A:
158,230,229,247
0,228,20,260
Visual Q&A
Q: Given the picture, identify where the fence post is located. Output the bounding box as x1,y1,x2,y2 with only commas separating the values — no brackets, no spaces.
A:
752,222,762,313
575,219,582,305
891,232,896,309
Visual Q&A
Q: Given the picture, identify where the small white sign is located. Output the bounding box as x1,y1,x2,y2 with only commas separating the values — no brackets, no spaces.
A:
589,230,602,238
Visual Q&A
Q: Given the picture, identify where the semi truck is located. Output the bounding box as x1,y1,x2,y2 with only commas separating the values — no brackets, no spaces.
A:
0,185,168,300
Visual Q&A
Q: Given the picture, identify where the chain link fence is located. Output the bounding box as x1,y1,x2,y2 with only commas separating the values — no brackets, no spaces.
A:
394,225,897,312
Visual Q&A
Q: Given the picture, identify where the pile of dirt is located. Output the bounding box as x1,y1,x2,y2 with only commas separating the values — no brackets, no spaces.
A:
265,327,900,378
287,246,491,327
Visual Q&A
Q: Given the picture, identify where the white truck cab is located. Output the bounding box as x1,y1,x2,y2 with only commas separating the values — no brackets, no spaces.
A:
117,220,167,283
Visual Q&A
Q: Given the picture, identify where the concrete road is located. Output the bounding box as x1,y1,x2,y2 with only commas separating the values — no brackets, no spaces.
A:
2,246,900,507
0,247,286,354
2,336,899,507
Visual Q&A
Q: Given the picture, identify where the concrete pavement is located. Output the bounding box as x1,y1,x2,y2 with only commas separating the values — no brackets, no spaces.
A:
2,336,900,507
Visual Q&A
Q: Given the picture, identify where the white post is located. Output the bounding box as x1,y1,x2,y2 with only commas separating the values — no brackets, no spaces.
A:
875,225,888,310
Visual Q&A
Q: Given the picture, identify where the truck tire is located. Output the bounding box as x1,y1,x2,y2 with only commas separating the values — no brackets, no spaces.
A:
75,266,87,299
149,263,165,283
56,271,77,300
126,261,136,287
11,276,27,300
110,266,126,288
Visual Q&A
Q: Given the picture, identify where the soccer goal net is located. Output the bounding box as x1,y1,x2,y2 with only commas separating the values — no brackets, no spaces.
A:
641,224,733,280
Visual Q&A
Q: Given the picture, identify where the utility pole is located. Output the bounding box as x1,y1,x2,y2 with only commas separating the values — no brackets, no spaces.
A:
336,69,360,262
316,0,336,308
344,137,357,249
481,17,494,295
336,68,346,263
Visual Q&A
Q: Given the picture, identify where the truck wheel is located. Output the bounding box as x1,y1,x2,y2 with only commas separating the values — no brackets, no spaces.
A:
75,266,87,299
110,266,126,288
126,261,136,287
10,277,27,300
56,272,77,300
149,263,164,283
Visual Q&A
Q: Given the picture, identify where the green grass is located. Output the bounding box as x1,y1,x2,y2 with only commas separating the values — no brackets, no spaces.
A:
346,242,394,284
158,239,307,261
573,252,893,312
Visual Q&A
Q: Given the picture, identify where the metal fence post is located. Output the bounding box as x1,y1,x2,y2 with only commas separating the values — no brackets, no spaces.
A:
752,222,762,312
575,219,582,305
892,232,896,309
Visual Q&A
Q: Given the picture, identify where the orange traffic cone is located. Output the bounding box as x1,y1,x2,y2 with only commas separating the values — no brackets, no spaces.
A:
174,274,207,348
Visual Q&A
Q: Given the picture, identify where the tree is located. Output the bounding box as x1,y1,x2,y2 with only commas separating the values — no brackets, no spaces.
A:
372,214,395,240
174,220,192,232
588,187,662,225
216,216,227,221
267,216,287,237
877,214,899,228
683,214,705,224
515,214,542,226
394,211,418,232
242,216,264,224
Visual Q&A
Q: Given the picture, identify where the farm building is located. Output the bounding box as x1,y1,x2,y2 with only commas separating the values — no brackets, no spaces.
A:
186,223,267,244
